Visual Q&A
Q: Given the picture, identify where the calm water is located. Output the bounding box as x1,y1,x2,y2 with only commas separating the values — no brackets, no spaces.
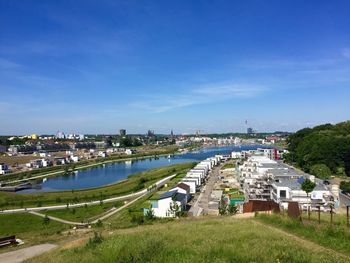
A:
21,145,264,193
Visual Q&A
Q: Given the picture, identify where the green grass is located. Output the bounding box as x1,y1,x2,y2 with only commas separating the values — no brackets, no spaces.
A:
256,213,350,256
0,213,69,246
45,202,123,223
0,162,195,209
26,217,349,263
300,210,349,226
221,163,235,169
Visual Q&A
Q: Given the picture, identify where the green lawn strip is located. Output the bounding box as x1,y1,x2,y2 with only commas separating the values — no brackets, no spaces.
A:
26,217,348,263
0,213,69,247
0,162,196,210
44,202,123,223
256,213,350,256
221,163,235,169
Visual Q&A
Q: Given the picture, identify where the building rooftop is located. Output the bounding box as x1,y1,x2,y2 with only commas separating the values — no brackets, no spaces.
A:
274,177,329,191
176,183,190,192
158,190,177,200
258,163,284,169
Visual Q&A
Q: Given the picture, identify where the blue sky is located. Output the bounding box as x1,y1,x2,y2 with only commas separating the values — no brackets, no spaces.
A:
1,0,350,135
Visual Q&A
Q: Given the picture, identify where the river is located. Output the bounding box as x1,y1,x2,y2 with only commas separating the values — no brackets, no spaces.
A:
21,145,265,193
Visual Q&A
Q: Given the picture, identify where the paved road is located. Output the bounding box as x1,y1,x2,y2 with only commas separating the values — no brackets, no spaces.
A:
0,244,57,263
189,164,221,216
198,165,220,214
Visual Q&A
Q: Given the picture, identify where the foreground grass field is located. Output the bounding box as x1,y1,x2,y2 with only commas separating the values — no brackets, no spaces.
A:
26,217,349,263
0,162,195,209
0,213,69,246
256,213,350,255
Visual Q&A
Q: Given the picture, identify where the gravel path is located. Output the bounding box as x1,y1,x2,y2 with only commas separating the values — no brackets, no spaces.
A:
0,244,57,263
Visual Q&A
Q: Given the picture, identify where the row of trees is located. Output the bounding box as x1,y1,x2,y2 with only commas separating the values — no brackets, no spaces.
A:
284,121,350,178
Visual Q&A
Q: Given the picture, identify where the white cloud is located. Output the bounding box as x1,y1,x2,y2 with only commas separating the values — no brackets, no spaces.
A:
130,83,267,113
194,84,266,98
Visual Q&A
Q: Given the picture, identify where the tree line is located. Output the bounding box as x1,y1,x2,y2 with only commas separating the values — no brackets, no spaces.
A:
284,121,350,178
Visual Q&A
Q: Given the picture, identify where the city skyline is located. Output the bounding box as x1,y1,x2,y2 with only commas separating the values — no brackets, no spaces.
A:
1,1,350,134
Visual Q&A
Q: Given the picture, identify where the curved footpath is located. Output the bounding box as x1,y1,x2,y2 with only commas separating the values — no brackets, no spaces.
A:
0,174,176,215
29,192,150,226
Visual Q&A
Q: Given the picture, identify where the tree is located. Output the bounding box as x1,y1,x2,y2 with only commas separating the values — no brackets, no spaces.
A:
285,121,350,175
228,204,238,215
145,206,155,220
301,179,316,220
169,196,181,217
310,164,332,179
219,196,228,215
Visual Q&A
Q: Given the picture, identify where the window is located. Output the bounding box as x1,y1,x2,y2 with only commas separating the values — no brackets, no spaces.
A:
280,190,286,198
150,200,158,208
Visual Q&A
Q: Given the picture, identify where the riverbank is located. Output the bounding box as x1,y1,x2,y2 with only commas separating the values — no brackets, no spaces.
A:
0,162,195,210
0,145,180,186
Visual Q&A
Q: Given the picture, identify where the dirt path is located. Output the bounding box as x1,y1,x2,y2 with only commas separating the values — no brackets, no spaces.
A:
0,244,57,263
254,219,350,261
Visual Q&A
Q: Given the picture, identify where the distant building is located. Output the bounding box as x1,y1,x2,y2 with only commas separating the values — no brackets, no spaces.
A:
247,127,253,135
147,130,155,137
0,145,6,154
125,149,134,155
120,129,126,137
0,163,11,175
56,131,65,139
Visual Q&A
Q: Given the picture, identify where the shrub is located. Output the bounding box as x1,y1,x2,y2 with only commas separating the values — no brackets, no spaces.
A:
340,181,350,192
95,219,103,227
43,215,50,225
131,214,145,225
86,232,103,248
310,164,332,179
145,209,155,221
228,204,238,215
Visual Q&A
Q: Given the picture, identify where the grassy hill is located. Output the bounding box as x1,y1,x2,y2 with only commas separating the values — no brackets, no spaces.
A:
26,216,350,263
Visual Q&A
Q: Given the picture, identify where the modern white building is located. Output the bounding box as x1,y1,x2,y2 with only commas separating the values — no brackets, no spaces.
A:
146,190,187,218
239,154,334,211
170,183,191,203
0,163,10,175
271,176,333,211
180,179,197,194
125,149,134,155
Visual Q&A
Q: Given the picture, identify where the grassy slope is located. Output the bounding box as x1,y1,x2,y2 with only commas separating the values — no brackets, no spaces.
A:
257,213,350,255
26,217,349,263
0,162,195,209
0,213,69,246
